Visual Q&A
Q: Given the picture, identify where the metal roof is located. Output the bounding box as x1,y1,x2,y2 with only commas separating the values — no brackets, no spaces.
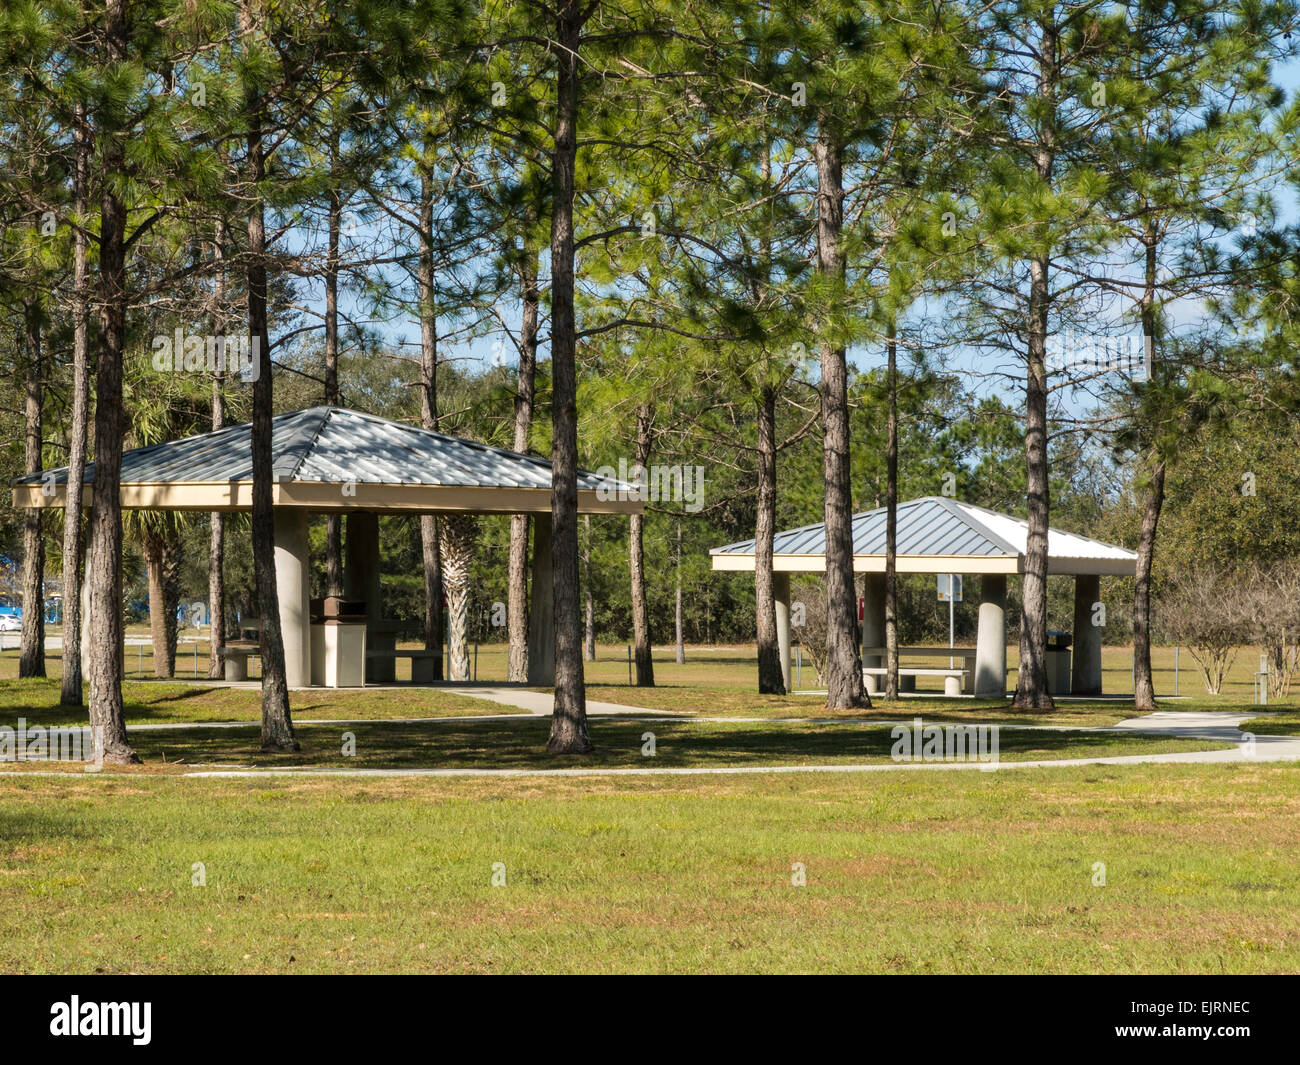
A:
17,407,630,493
711,496,1137,573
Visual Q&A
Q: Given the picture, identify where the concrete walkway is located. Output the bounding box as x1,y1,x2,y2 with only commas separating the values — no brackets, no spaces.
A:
1112,709,1256,733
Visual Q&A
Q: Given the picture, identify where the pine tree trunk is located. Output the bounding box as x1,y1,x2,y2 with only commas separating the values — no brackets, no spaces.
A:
325,518,343,596
60,102,91,706
324,168,343,597
507,240,539,681
755,384,784,693
674,520,685,665
208,509,226,677
583,514,595,660
243,0,297,751
418,170,443,676
19,299,45,678
506,518,530,673
545,0,591,753
143,528,174,679
813,121,867,710
87,0,138,763
1013,250,1055,710
1132,232,1163,712
629,403,655,686
1132,461,1165,711
885,324,900,699
208,221,227,679
1012,23,1057,712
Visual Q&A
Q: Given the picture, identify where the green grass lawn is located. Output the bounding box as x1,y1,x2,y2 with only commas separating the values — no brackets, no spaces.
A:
0,676,513,729
1239,712,1300,736
0,640,1292,974
2,763,1298,974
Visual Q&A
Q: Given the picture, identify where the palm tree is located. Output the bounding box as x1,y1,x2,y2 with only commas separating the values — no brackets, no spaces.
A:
438,514,479,682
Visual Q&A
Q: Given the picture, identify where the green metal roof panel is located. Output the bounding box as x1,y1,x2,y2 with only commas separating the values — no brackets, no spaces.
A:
711,496,1136,564
16,407,625,492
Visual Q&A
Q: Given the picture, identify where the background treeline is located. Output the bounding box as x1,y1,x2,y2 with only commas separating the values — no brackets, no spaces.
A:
0,331,1198,651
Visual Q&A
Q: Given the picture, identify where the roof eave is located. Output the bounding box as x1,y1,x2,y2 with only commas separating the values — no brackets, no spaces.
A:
13,481,644,515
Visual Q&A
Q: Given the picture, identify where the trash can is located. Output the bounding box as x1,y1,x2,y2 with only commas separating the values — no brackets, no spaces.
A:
1045,630,1072,695
310,596,368,688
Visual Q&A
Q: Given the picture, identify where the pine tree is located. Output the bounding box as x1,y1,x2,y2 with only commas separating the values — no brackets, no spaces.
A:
1086,0,1296,709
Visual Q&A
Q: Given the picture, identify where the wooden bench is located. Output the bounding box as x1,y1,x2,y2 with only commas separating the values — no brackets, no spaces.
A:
218,640,261,681
863,666,968,697
366,648,442,684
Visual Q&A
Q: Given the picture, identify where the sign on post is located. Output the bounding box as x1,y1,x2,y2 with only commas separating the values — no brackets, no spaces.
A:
937,575,961,668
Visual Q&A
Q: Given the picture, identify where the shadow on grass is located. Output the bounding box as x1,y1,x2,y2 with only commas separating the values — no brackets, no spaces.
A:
124,717,1222,771
124,685,226,705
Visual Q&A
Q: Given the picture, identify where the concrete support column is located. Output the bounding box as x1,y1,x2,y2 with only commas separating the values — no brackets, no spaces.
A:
975,574,1007,697
273,508,311,689
773,571,792,692
345,511,390,682
860,572,886,693
526,513,555,686
1072,573,1103,695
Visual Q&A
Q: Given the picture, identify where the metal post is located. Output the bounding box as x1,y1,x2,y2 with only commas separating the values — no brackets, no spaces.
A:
473,641,478,682
194,640,198,677
1174,645,1179,697
138,641,142,677
796,644,802,690
627,644,632,685
948,575,955,669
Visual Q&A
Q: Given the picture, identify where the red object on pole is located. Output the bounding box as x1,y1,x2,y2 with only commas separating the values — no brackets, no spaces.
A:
857,596,864,621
